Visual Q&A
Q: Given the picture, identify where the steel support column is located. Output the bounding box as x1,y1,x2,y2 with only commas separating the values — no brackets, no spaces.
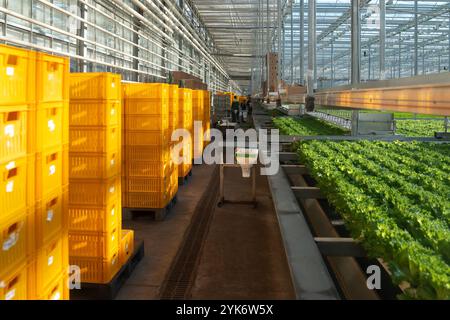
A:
290,6,293,83
299,0,305,84
414,0,419,76
307,0,316,96
351,0,360,85
277,0,282,87
379,0,386,79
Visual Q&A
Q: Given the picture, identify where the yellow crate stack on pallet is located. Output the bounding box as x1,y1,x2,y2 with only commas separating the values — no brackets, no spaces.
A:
168,85,179,202
0,44,70,300
68,73,130,285
178,88,193,179
203,90,211,149
122,83,174,209
192,90,204,161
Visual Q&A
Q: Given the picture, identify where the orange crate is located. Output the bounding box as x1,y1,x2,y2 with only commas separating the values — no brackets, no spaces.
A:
69,250,120,284
69,176,120,206
36,272,68,300
36,146,63,201
123,145,170,162
0,107,28,163
124,130,170,146
122,83,169,100
179,163,192,178
0,261,28,300
0,210,33,274
125,160,172,178
36,187,67,248
123,99,169,116
123,191,169,209
69,150,120,179
69,99,120,127
36,52,69,104
69,227,119,259
0,156,34,221
124,114,168,131
68,197,121,233
119,229,134,265
0,44,36,106
35,232,67,294
29,103,66,152
69,125,119,153
70,73,121,100
125,176,169,193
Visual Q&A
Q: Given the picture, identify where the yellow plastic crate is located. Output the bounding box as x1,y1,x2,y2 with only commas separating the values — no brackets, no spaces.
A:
36,272,68,300
69,227,119,259
36,146,63,201
69,249,120,284
123,145,170,163
70,73,121,100
69,99,120,127
125,176,170,193
0,261,28,300
36,52,69,104
119,229,134,265
35,232,67,295
123,191,169,209
69,125,119,153
124,114,168,131
69,150,120,179
68,176,120,206
0,107,28,163
0,44,36,106
36,187,67,248
0,210,33,275
33,103,65,152
124,130,170,146
122,83,169,100
0,156,33,221
62,144,69,186
123,99,169,116
68,197,121,233
125,159,172,178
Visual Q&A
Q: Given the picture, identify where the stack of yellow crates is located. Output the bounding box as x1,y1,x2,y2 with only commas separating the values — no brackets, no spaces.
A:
122,83,174,212
202,90,211,149
177,88,193,180
0,44,70,300
0,44,36,300
192,90,204,161
68,73,128,284
31,51,70,300
168,85,179,201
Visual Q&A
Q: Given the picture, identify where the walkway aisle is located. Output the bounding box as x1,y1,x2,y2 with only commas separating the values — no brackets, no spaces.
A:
191,166,295,299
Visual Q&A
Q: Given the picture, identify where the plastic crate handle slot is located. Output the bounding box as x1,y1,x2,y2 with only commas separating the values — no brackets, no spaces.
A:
50,286,61,300
4,165,18,193
47,152,58,176
46,197,58,222
5,55,18,76
2,222,21,251
110,153,116,167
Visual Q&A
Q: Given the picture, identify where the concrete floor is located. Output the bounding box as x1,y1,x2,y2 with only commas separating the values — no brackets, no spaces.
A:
116,164,295,300
191,166,295,299
116,165,215,299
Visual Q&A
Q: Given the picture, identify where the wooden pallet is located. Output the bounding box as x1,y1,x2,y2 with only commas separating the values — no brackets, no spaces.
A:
123,192,178,221
70,240,145,300
178,169,193,186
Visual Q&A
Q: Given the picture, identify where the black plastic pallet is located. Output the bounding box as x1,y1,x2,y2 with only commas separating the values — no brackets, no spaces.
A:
70,240,145,300
123,192,178,221
178,169,193,186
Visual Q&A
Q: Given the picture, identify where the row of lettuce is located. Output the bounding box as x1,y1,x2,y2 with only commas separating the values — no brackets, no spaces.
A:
314,109,447,137
273,116,450,299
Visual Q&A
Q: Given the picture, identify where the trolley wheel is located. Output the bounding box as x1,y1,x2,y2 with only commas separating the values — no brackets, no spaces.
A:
217,201,223,208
